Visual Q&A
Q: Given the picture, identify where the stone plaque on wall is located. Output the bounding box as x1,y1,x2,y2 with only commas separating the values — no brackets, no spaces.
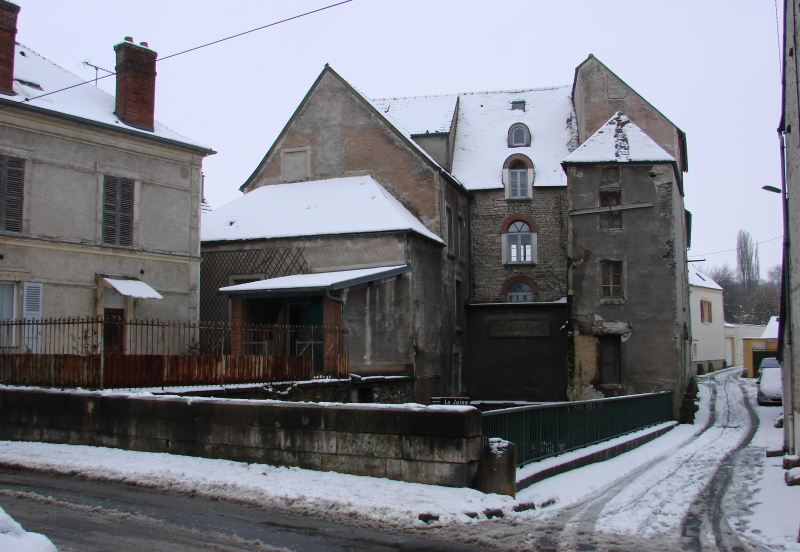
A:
488,319,550,338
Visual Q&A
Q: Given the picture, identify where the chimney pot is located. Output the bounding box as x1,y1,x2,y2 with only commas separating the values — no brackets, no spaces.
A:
0,0,20,96
139,42,148,47
114,39,157,131
124,36,133,42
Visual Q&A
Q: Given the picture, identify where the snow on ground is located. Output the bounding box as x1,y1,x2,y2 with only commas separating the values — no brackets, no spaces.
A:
0,505,56,552
738,378,800,549
0,367,798,550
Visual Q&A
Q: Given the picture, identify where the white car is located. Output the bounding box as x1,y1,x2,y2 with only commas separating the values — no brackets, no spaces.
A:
757,367,783,406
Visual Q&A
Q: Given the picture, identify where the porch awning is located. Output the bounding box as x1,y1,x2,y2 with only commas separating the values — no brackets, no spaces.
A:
102,277,163,299
219,265,410,296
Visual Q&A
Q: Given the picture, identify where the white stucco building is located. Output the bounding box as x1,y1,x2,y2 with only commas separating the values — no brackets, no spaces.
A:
689,267,725,373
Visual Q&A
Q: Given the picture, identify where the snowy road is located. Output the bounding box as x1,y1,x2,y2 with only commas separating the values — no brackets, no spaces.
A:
1,368,797,551
532,368,760,551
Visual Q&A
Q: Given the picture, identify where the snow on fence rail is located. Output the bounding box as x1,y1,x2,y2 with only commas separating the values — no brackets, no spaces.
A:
482,391,674,467
0,317,348,388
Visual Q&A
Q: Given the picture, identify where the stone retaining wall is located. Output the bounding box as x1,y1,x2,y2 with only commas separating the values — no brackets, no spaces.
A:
0,387,482,487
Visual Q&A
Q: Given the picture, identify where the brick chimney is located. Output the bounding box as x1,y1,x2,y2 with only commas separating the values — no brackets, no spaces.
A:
114,37,157,131
0,0,20,96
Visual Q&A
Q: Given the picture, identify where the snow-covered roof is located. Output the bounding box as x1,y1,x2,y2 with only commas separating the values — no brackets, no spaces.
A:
102,277,162,299
562,112,675,164
688,268,722,291
202,175,443,244
219,265,409,294
452,87,576,190
761,316,780,339
4,43,210,152
371,94,457,135
374,87,576,190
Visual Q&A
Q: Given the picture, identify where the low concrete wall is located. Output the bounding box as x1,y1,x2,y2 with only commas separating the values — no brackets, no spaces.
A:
0,387,482,487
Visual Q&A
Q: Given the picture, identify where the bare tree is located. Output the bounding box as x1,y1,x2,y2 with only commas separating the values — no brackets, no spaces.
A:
736,230,760,289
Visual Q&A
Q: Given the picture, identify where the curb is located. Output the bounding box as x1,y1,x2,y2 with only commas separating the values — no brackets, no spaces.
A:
516,422,677,492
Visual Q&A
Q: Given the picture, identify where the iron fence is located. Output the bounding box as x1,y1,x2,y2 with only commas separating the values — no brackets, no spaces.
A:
482,391,674,467
0,317,348,389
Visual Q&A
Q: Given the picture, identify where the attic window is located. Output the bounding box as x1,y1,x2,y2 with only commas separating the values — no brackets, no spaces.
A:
511,100,526,111
508,123,531,147
14,78,42,91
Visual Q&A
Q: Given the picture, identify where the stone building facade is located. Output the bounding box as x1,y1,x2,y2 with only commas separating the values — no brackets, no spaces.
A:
0,1,213,324
203,57,692,410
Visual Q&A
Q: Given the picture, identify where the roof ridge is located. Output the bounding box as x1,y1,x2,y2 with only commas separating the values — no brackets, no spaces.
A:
371,84,570,102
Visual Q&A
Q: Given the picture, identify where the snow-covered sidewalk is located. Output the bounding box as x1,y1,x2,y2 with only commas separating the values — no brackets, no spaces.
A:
0,368,797,550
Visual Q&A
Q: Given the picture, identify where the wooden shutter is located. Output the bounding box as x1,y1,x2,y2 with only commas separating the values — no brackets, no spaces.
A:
0,155,24,232
103,175,134,246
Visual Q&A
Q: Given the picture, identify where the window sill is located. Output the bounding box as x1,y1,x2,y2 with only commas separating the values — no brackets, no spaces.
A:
599,297,625,305
506,196,532,201
504,262,535,266
599,383,623,390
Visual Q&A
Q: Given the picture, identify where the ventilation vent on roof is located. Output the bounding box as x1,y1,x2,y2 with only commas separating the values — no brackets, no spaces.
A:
14,78,42,91
511,100,525,111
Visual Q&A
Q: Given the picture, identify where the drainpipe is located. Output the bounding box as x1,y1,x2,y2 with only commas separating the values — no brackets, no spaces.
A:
779,131,795,454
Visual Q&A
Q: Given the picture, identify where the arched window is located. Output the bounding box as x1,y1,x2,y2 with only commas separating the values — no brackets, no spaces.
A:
503,155,534,199
506,282,535,303
508,123,531,147
503,220,536,264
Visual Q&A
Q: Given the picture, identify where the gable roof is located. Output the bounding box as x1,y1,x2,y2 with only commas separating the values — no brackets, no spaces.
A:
1,43,212,154
761,316,780,339
373,86,577,190
688,267,722,291
202,175,443,244
371,94,458,135
240,65,465,193
562,112,675,164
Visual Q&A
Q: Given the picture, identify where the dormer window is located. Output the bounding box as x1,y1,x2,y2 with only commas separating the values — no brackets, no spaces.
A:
503,155,534,199
511,100,526,111
508,123,531,147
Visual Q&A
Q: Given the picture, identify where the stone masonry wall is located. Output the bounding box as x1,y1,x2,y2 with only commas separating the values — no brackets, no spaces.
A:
0,387,482,487
470,188,568,303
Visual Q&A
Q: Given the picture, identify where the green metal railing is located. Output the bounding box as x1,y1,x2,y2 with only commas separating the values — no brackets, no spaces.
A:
482,391,673,467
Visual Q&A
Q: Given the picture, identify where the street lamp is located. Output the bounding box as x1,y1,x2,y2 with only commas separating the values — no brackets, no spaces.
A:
765,132,794,455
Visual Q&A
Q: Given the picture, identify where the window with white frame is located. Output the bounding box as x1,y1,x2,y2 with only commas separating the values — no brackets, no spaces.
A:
503,221,536,264
503,157,534,199
510,161,531,199
506,282,534,302
508,123,531,147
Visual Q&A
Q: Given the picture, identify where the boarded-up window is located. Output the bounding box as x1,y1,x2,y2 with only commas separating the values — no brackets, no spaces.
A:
0,155,24,233
282,149,310,182
103,175,134,247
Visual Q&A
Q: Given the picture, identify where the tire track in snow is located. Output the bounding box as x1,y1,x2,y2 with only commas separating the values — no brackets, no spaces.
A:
679,371,762,552
536,369,760,551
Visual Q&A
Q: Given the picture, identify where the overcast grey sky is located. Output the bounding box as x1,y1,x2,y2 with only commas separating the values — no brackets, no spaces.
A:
11,0,785,274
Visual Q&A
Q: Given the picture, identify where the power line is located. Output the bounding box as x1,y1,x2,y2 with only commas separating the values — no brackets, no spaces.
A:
693,236,781,258
1,0,354,108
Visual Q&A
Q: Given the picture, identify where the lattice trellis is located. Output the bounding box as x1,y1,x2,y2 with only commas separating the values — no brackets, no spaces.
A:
200,247,307,322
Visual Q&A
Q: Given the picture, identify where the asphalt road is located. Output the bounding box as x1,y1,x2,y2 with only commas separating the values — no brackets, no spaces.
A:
0,468,490,552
